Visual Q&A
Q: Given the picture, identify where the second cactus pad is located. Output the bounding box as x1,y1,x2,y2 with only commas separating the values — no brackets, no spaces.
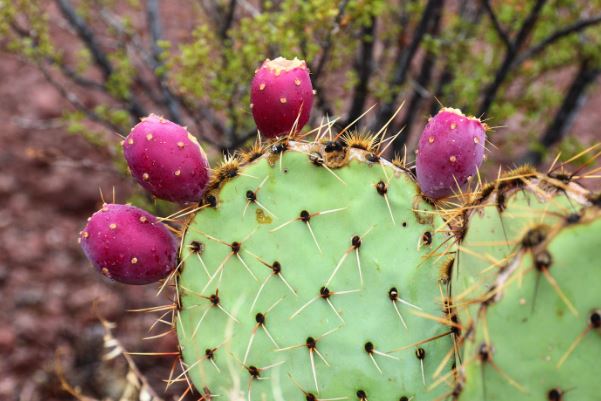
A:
456,206,601,400
177,140,455,400
453,167,590,316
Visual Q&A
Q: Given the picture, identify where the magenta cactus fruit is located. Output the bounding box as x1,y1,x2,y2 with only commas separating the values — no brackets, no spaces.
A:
250,57,313,138
79,203,177,285
416,107,487,199
123,114,210,203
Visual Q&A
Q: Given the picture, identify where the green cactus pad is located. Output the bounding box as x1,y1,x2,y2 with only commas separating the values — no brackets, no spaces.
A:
453,168,590,318
177,141,455,400
456,206,601,400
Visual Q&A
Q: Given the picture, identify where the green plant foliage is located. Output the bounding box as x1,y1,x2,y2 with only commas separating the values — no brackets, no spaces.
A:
2,0,600,165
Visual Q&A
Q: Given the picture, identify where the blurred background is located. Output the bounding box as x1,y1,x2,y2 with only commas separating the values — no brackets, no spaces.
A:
1,0,600,400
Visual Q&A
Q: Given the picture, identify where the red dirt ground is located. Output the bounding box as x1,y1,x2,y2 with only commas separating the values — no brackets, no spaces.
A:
0,56,188,400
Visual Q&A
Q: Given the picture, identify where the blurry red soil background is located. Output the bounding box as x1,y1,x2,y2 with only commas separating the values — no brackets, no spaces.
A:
0,58,190,400
2,7,601,401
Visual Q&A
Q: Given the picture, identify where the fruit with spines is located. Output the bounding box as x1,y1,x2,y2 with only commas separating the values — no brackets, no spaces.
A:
177,140,455,400
123,114,210,203
251,57,313,138
416,108,487,199
79,203,177,285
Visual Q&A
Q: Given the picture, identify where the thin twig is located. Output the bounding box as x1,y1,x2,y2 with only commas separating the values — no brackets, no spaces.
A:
219,0,238,40
429,0,482,114
55,0,147,119
480,0,513,51
515,14,601,66
371,0,442,131
311,0,351,82
310,0,351,116
345,15,377,126
477,0,548,116
147,0,183,123
520,58,601,165
393,0,445,154
37,62,124,135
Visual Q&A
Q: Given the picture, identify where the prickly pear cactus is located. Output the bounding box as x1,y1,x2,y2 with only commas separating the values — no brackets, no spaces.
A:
74,51,600,401
177,140,457,400
455,205,601,400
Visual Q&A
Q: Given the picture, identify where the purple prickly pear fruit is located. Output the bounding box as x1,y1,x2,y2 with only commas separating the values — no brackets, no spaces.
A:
79,203,177,285
123,114,210,203
416,107,487,199
250,57,313,138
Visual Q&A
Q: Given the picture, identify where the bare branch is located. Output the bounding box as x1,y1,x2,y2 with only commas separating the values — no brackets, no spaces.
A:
310,0,351,117
393,0,445,154
480,0,513,51
521,58,601,165
372,0,443,131
198,0,242,39
477,0,548,116
311,0,351,82
513,0,548,48
515,14,601,66
55,0,112,78
37,63,123,135
146,0,183,123
197,0,220,25
198,0,247,149
55,0,147,119
10,20,106,91
165,89,228,148
58,63,105,90
374,1,410,72
219,0,238,40
429,0,482,115
345,15,377,126
98,8,164,107
58,1,224,144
